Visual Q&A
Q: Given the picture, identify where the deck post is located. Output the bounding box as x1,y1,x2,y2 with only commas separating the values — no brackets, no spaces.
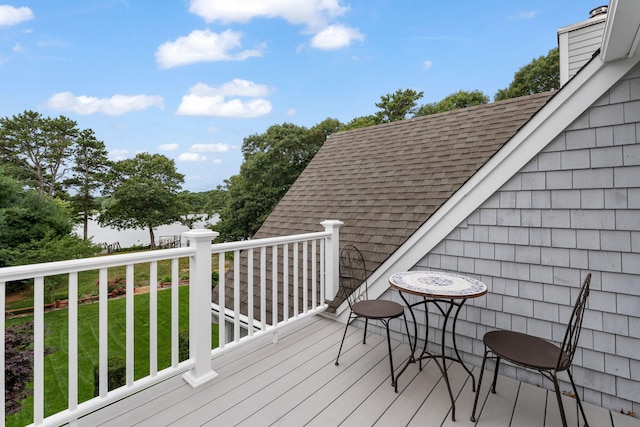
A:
321,220,343,301
183,229,219,388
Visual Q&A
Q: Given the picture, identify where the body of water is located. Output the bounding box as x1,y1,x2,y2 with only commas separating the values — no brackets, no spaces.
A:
75,215,219,248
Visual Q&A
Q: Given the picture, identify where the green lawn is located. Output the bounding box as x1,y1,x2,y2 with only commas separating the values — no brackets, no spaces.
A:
6,285,219,427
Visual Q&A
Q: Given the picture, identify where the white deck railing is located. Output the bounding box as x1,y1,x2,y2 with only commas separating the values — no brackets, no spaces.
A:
0,220,342,427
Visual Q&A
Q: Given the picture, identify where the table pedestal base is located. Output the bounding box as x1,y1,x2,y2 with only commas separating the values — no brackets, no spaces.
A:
394,293,476,422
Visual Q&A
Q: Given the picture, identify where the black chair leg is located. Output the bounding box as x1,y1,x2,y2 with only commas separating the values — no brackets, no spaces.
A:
384,320,396,387
470,348,489,422
552,373,568,427
335,312,354,366
363,318,369,344
491,356,501,393
567,369,589,427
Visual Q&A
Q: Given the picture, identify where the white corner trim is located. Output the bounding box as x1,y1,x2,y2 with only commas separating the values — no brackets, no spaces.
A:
558,31,570,86
331,54,640,321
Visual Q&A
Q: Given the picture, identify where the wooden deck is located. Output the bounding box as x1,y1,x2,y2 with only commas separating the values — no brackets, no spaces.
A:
78,315,639,427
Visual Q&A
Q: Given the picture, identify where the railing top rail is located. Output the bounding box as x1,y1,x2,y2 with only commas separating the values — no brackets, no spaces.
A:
0,229,333,283
210,230,331,253
0,246,196,283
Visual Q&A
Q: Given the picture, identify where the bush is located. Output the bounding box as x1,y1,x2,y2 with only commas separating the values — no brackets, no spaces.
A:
5,279,31,295
5,322,34,415
211,271,219,287
51,292,69,301
93,356,126,396
96,276,126,297
178,330,189,362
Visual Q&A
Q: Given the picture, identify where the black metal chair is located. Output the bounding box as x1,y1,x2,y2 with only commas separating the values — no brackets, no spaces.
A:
335,245,407,387
471,273,591,427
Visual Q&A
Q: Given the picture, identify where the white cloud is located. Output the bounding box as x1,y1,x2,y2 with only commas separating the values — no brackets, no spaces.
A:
109,149,129,161
178,152,206,162
310,24,364,50
45,92,164,115
286,108,296,116
423,60,433,70
0,5,34,26
156,29,263,69
508,11,537,20
190,143,231,153
178,96,271,118
212,158,222,165
158,143,179,151
189,0,348,30
176,80,272,118
208,79,270,97
188,0,360,51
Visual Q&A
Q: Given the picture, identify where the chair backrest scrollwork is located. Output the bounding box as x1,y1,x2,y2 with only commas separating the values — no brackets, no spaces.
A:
558,273,591,371
339,245,368,308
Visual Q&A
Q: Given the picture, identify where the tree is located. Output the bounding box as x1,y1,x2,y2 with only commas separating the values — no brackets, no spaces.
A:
340,114,380,131
375,89,424,123
202,186,227,225
178,190,209,214
0,110,79,198
416,90,489,116
176,191,210,229
99,153,185,249
65,129,111,240
494,48,560,101
215,119,341,241
0,171,99,274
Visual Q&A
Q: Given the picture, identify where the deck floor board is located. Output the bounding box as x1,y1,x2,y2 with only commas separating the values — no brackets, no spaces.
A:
78,315,639,427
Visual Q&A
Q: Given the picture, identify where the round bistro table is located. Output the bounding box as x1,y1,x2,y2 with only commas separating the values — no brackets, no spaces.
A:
389,270,487,422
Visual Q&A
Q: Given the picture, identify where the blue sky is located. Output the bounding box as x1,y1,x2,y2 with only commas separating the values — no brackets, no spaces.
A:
0,1,597,192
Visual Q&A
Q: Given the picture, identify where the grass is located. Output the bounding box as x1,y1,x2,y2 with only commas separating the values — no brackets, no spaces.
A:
5,285,219,427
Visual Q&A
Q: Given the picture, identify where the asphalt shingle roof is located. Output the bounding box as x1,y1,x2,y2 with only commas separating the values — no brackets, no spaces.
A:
214,91,554,315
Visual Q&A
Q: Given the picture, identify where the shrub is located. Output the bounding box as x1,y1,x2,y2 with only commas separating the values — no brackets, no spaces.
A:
211,271,219,287
5,322,34,415
96,276,126,297
178,330,189,362
93,356,126,396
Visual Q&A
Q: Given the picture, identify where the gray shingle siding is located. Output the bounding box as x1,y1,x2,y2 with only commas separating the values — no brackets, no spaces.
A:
386,64,640,414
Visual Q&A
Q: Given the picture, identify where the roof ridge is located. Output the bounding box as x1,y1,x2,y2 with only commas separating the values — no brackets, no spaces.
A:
336,91,556,136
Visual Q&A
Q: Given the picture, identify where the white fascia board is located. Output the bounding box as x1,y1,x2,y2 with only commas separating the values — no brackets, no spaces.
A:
557,14,607,36
601,0,640,61
332,54,640,322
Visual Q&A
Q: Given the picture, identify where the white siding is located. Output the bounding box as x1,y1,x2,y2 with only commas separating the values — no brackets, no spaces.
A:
559,15,607,85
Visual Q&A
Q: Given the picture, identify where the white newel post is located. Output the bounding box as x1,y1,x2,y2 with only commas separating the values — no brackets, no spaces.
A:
321,220,343,301
183,229,219,388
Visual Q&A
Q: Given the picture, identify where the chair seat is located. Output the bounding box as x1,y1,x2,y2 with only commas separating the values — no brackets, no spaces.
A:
352,299,404,320
484,330,570,371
